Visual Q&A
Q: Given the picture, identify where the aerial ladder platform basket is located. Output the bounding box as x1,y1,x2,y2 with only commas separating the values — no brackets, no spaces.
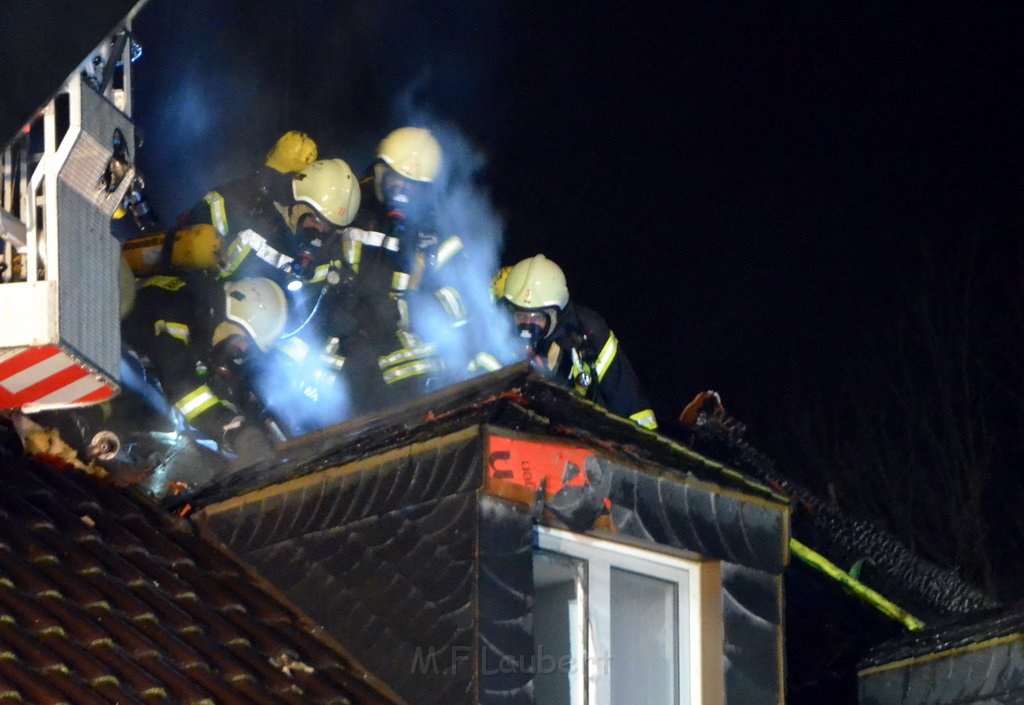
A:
0,16,143,412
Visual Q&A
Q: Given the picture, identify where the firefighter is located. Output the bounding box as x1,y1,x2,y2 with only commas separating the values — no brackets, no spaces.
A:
183,156,361,437
122,272,289,467
180,131,357,285
336,126,497,406
500,254,658,430
203,157,360,287
182,129,317,243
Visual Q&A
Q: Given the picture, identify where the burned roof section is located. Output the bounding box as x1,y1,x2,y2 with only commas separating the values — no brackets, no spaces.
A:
177,363,784,511
686,408,997,621
0,421,401,705
861,602,1024,669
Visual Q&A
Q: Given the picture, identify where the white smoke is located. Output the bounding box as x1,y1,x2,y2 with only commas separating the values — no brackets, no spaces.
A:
250,119,525,436
412,119,525,375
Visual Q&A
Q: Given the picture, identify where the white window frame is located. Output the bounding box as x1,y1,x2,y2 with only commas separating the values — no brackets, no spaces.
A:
534,526,722,705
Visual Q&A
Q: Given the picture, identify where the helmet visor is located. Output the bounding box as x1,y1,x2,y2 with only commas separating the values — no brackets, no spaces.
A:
513,309,549,334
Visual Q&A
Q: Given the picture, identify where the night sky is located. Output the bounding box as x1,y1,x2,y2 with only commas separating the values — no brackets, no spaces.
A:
5,0,1024,461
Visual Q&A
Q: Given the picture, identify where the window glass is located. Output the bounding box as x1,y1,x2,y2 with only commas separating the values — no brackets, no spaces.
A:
610,567,680,705
534,528,701,705
533,550,587,705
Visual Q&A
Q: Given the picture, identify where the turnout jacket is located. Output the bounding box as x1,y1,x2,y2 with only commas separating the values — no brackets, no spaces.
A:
122,273,242,441
331,177,493,387
536,302,658,430
181,168,299,286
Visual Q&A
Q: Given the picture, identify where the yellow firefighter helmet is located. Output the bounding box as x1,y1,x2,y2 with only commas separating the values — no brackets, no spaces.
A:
490,265,513,302
170,223,222,270
292,158,361,226
223,278,288,352
265,130,318,174
121,223,222,275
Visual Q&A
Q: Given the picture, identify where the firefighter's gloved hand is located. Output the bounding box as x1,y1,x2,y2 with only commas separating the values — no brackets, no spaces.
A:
466,351,502,377
221,416,276,468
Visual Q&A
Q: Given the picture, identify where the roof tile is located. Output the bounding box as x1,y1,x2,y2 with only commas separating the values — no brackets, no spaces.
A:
0,428,400,705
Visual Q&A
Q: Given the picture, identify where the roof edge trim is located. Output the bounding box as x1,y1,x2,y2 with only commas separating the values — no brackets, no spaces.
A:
198,425,482,517
858,631,1024,678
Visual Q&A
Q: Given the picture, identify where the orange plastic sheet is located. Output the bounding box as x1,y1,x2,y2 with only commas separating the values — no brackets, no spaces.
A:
486,435,594,495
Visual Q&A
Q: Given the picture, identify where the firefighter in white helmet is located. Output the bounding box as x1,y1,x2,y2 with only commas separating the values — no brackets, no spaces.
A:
213,157,360,287
194,155,363,438
179,131,359,287
501,254,658,430
329,126,496,406
121,272,289,466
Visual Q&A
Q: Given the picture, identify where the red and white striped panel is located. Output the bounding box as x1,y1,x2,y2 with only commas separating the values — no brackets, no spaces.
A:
0,345,116,411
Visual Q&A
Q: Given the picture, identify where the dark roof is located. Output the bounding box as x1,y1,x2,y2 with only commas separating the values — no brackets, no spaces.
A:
0,422,400,705
861,602,1024,669
171,361,990,622
173,363,786,512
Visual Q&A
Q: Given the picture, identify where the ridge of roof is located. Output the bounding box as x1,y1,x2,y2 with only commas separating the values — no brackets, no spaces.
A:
173,363,785,511
860,601,1024,670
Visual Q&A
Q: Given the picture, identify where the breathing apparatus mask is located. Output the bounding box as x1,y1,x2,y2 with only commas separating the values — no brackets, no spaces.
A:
289,221,325,284
207,324,256,408
376,163,434,225
503,302,558,355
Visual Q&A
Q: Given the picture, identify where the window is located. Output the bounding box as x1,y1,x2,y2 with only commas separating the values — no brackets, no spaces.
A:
533,527,721,705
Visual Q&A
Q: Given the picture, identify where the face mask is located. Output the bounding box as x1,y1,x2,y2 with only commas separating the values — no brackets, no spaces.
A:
508,306,554,353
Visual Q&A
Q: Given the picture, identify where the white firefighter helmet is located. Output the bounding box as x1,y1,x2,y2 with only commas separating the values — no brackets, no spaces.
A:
503,254,569,310
292,158,361,226
223,278,288,352
503,254,570,340
376,127,443,183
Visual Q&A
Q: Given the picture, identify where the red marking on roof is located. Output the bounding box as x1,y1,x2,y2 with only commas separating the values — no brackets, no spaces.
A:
487,435,593,495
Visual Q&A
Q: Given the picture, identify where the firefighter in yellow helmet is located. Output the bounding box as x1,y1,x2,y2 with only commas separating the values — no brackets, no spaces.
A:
501,254,658,430
182,130,317,232
121,272,289,466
